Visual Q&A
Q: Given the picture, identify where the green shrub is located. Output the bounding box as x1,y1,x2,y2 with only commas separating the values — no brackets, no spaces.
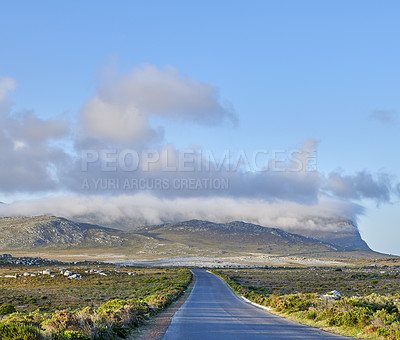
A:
97,299,127,316
95,299,151,338
306,309,317,320
62,330,90,340
267,294,311,313
373,309,399,326
111,323,129,338
349,293,398,313
0,321,40,340
327,306,371,327
91,325,115,340
377,326,388,337
0,304,16,315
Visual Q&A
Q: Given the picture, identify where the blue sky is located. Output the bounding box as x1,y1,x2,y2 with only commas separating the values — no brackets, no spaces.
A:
1,1,399,254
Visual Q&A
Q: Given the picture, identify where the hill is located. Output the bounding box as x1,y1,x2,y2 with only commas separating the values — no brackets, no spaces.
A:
94,215,370,251
0,216,384,262
0,216,128,249
134,219,346,255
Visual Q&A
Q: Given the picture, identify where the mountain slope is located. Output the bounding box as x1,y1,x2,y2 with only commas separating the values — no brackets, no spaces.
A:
0,216,127,249
0,216,374,258
106,216,370,251
134,220,341,255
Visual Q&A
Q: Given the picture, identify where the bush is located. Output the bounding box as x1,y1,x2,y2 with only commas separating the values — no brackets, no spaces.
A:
97,299,128,316
267,294,312,313
349,293,399,314
306,309,317,320
43,309,85,335
373,309,399,326
0,321,40,340
95,299,151,338
60,330,90,340
327,306,372,327
0,304,16,315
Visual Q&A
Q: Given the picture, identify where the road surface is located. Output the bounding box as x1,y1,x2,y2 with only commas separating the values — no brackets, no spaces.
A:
164,269,352,340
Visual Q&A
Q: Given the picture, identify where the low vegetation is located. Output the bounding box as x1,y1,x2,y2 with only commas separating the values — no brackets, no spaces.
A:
212,266,400,339
0,260,192,339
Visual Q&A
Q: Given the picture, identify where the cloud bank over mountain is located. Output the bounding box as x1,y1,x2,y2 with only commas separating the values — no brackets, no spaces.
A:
0,194,362,232
1,68,399,232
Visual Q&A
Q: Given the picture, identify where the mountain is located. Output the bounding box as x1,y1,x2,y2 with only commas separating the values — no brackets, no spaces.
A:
134,219,341,255
0,216,375,259
0,216,128,249
284,218,370,250
99,215,370,251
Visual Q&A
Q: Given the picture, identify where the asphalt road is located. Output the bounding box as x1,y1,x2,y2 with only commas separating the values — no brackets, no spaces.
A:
163,269,352,340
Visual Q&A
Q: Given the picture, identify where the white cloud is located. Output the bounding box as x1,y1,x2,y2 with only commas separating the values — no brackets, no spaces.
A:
0,193,362,232
59,137,399,208
0,77,16,102
60,141,324,204
324,171,393,203
0,86,69,193
13,140,26,150
81,96,153,142
8,111,68,142
79,64,237,143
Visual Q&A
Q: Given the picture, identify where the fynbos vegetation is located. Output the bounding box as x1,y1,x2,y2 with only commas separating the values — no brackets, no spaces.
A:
0,259,192,339
213,267,400,339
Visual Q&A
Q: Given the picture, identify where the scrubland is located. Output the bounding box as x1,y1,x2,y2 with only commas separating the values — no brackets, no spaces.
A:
0,260,191,339
213,266,400,339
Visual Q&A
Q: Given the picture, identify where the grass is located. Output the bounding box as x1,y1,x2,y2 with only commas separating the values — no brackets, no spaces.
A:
212,267,400,339
0,261,192,339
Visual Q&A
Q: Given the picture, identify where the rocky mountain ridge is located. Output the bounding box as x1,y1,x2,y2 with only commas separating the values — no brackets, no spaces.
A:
0,216,125,249
0,216,371,257
135,219,342,254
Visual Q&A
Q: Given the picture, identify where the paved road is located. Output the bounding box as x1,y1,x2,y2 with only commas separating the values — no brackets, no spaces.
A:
164,269,352,340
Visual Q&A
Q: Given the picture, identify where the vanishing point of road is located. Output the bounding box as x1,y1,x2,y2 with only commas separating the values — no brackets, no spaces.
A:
163,269,352,340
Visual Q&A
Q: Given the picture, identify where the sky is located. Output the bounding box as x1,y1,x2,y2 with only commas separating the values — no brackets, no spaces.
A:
0,1,399,254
